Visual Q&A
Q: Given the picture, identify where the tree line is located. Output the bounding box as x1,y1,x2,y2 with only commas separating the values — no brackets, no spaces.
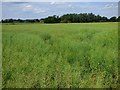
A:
1,13,120,23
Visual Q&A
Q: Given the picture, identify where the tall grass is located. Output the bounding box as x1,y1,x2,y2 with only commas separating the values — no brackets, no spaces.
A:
2,23,118,88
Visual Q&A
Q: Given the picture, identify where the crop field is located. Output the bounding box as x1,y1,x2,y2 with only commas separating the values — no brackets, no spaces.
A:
2,22,118,88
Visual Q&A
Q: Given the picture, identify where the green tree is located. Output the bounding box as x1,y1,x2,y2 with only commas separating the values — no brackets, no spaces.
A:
109,16,117,22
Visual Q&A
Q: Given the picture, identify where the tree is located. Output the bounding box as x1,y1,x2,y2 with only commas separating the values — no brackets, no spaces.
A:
101,17,108,22
43,15,60,23
3,13,119,23
109,16,117,22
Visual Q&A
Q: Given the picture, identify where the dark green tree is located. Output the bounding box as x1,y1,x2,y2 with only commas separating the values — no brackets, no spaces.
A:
109,16,117,22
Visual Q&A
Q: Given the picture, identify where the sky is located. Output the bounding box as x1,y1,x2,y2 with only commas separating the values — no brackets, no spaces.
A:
2,0,120,2
2,1,119,19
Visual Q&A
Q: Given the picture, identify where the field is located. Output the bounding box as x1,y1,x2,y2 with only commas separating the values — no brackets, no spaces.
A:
2,23,118,88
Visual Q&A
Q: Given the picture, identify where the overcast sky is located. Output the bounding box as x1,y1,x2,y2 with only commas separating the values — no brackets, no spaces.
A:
2,2,119,19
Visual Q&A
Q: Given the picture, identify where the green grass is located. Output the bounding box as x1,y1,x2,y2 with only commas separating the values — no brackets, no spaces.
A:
2,22,118,88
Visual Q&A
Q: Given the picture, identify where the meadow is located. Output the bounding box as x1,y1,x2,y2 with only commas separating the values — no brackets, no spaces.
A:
2,22,118,88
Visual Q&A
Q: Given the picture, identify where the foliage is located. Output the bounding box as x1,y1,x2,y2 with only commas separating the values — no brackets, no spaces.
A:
109,17,117,22
2,13,120,23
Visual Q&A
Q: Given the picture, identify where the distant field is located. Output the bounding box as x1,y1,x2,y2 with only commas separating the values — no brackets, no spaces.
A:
2,22,118,88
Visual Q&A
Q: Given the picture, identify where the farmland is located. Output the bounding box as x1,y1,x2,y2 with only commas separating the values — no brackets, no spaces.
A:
2,22,118,88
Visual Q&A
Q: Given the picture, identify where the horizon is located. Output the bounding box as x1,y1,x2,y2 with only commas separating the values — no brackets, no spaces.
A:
2,2,119,20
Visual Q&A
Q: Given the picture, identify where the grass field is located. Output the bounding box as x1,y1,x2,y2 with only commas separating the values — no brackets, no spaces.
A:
2,22,118,88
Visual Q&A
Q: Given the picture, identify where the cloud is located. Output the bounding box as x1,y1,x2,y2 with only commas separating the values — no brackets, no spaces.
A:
104,4,113,8
50,2,66,5
115,6,118,8
25,5,32,8
22,4,46,13
34,8,46,13
104,3,118,9
22,5,33,11
50,1,55,5
68,4,72,7
9,2,29,4
67,4,75,9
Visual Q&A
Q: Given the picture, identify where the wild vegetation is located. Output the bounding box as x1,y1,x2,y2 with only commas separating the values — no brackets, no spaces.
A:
2,22,118,88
